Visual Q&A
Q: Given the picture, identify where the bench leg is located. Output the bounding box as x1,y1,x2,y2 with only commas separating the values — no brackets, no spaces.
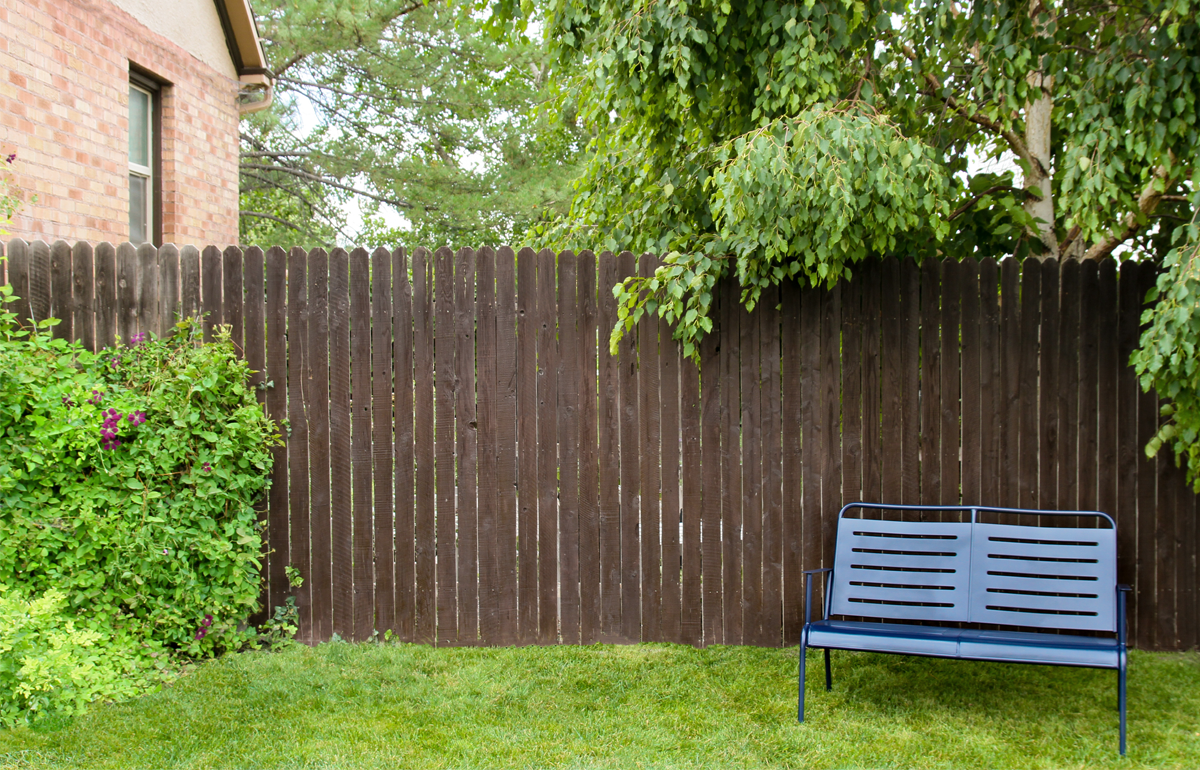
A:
1119,660,1127,756
798,639,808,723
824,648,832,691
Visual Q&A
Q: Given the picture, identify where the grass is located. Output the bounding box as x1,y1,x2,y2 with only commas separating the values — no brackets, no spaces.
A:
1,643,1198,769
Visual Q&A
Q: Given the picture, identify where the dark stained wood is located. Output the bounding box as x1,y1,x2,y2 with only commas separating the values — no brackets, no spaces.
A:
940,259,961,509
72,241,95,350
1018,261,1042,510
999,258,1021,509
1078,262,1100,517
137,243,159,341
516,247,539,643
598,252,623,641
781,278,803,645
800,279,823,617
638,253,661,643
201,245,222,344
559,250,581,645
350,247,375,642
1183,484,1198,650
660,315,681,643
860,261,882,506
372,247,395,639
308,249,333,644
1156,430,1178,650
242,245,267,628
477,247,499,645
264,246,289,619
700,286,723,646
1135,262,1158,648
328,248,354,640
979,259,1001,505
720,278,741,644
822,283,843,571
761,285,783,647
434,246,458,644
455,247,478,644
5,239,30,330
286,247,311,641
961,259,981,506
1039,259,1060,513
156,243,178,340
93,242,116,350
49,240,72,341
1096,260,1119,526
536,247,559,644
1116,261,1141,635
1059,260,1081,520
392,247,415,642
179,245,200,332
900,260,919,508
29,239,51,329
681,330,703,646
880,258,903,512
495,247,519,645
920,260,941,506
739,289,761,646
617,251,640,642
116,242,138,346
578,251,601,645
222,246,242,348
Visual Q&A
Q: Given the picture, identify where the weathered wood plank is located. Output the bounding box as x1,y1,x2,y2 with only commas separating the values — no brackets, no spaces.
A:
351,247,375,642
392,247,415,642
920,260,941,507
222,246,242,348
372,246,395,639
137,243,158,341
516,246,539,643
1096,260,1119,527
435,246,457,644
116,242,138,346
800,279,823,616
980,259,1001,505
72,241,95,350
495,246,518,645
1039,259,1060,513
201,245,222,344
559,250,580,645
29,240,51,330
961,259,982,507
49,240,72,341
721,278,741,645
880,258,903,514
861,261,882,507
455,247,478,644
638,253,661,643
536,247,559,644
739,287,761,646
307,248,333,643
660,306,682,645
822,283,842,572
598,252,622,641
900,260,919,509
156,243,178,340
1018,261,1042,511
1116,260,1141,638
940,259,961,510
1078,261,1100,519
617,251,640,642
781,278,803,645
681,328,703,646
578,251,601,645
286,247,311,641
94,242,117,349
179,245,200,332
1135,262,1158,648
5,239,31,330
264,246,289,621
700,286,723,646
328,248,353,640
761,285,783,647
1059,259,1081,521
999,258,1021,510
242,245,267,627
477,247,499,645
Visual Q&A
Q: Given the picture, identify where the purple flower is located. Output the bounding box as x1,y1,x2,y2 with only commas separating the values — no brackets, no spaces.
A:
129,332,147,347
89,390,103,405
202,462,212,472
127,411,146,426
202,614,213,628
195,628,207,641
4,153,14,164
163,548,169,555
61,396,74,407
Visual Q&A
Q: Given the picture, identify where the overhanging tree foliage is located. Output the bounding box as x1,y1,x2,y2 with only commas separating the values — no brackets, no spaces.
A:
241,0,585,249
513,0,1197,358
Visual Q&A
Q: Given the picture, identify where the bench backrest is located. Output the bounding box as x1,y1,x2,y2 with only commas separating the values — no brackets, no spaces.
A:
829,505,1118,632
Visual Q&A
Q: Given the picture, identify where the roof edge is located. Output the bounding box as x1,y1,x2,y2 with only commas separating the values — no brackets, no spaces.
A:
213,0,270,78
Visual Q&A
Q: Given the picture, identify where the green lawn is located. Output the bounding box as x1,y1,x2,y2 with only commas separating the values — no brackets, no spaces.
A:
1,642,1198,769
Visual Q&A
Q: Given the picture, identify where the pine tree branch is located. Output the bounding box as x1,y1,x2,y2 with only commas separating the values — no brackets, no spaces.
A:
239,163,416,210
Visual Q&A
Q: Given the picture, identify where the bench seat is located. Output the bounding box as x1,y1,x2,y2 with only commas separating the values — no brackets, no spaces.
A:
799,503,1130,755
807,619,1121,669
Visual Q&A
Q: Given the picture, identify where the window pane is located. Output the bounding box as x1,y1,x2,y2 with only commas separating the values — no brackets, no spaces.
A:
129,174,147,244
129,86,149,167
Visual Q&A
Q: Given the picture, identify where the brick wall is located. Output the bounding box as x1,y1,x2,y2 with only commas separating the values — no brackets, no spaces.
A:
0,0,241,246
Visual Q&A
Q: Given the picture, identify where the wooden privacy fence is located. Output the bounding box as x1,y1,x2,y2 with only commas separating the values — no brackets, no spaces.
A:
2,238,1198,652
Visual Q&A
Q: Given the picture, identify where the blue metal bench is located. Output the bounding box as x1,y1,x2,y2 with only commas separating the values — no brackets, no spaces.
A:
799,503,1131,755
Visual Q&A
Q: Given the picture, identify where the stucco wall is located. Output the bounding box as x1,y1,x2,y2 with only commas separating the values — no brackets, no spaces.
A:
110,0,238,78
0,0,242,246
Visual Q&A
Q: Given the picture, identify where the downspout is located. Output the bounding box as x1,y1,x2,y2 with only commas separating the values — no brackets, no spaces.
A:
238,71,273,115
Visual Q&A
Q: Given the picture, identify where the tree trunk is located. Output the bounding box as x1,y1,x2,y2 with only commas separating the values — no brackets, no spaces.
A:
1024,2,1058,259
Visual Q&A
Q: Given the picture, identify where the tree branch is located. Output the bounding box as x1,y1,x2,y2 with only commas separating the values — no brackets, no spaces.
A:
1083,160,1177,261
239,163,416,210
948,184,1020,220
239,210,333,247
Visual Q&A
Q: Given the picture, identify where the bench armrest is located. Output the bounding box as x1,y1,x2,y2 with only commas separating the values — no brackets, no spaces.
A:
804,568,833,625
1117,585,1132,647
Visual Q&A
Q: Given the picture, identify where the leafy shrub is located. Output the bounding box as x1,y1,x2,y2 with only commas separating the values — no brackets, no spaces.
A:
0,284,281,721
0,587,152,727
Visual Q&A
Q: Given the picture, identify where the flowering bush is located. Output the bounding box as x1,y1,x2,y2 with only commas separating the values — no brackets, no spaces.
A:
0,284,281,723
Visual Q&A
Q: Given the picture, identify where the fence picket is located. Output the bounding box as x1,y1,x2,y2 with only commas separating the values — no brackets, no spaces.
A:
495,247,518,645
578,251,601,645
287,247,311,640
454,247,477,644
560,251,581,645
50,240,72,341
435,247,457,644
373,247,395,639
72,241,95,350
392,247,414,641
328,248,353,639
308,249,333,643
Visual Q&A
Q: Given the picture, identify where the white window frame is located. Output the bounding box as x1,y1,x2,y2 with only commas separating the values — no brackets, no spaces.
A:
128,77,156,244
